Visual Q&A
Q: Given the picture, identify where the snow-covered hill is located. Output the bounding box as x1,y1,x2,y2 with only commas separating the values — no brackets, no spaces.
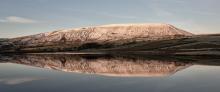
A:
1,23,194,52
12,23,192,45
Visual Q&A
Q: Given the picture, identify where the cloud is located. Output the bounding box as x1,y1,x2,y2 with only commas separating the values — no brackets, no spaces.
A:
0,16,37,23
0,77,42,85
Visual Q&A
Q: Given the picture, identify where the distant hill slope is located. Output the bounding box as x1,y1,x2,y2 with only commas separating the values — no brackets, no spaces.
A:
100,34,220,55
0,23,194,53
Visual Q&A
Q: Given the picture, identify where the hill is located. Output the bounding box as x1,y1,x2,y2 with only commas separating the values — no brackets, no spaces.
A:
0,23,194,53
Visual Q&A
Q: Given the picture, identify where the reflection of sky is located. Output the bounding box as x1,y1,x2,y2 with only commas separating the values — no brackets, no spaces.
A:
0,63,220,92
0,77,41,85
0,0,220,38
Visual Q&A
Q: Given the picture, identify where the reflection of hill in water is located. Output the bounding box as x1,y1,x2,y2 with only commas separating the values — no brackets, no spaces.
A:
0,54,196,77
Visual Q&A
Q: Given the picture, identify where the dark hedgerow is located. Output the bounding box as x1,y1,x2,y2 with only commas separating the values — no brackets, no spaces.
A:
77,43,103,50
77,42,114,50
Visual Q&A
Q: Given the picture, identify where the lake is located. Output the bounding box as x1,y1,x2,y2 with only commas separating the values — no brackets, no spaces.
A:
0,53,220,92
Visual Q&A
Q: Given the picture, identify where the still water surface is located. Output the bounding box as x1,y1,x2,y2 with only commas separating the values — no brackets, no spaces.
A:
0,54,220,92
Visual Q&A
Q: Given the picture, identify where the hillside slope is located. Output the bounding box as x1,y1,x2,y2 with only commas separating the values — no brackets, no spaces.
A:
0,23,193,52
102,34,220,55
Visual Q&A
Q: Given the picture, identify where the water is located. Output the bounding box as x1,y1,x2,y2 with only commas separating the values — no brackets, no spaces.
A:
0,54,220,92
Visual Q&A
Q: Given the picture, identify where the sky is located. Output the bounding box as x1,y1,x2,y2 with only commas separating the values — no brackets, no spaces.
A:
0,0,219,38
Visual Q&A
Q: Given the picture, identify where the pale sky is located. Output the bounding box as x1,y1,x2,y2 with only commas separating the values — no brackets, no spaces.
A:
0,0,220,38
